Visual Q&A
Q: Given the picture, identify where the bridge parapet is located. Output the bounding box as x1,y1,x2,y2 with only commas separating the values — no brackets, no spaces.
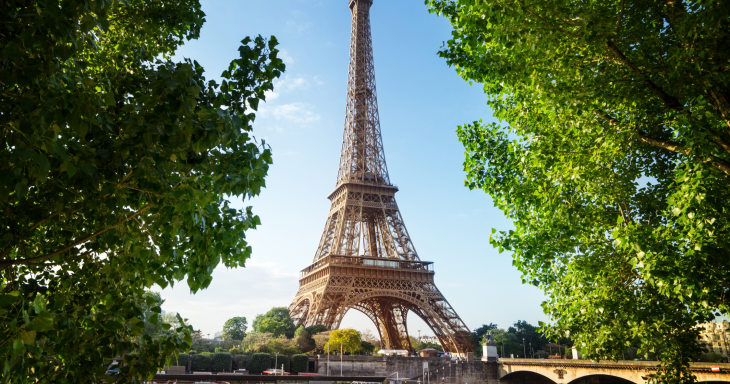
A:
497,359,730,384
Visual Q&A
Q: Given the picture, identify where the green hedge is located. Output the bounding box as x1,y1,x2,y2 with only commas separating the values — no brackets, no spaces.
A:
176,353,189,368
248,353,270,374
291,354,308,375
191,354,212,371
211,352,231,372
273,354,289,372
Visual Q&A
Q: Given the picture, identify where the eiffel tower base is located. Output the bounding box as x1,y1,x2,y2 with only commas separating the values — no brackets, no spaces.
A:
290,262,473,354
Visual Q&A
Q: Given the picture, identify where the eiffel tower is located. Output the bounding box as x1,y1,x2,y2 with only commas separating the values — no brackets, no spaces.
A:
288,0,473,354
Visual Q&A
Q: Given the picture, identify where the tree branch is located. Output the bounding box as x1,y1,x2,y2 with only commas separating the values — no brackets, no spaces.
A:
708,88,730,131
605,41,684,111
593,109,730,176
514,0,581,38
616,0,625,34
0,205,151,268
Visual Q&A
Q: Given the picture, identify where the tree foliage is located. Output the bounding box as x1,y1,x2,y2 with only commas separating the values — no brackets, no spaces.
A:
222,316,248,341
427,0,730,382
360,341,376,353
305,324,328,335
252,307,296,338
294,325,315,353
312,330,331,353
0,0,283,382
418,341,443,352
325,328,362,355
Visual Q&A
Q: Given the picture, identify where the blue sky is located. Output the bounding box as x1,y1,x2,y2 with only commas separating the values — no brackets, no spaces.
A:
159,0,547,339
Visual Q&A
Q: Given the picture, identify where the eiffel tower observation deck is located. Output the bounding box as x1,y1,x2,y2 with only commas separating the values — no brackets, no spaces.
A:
288,0,473,354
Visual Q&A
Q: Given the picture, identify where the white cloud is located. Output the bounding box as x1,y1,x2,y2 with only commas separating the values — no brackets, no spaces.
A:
274,76,309,93
264,90,280,101
280,50,295,65
258,102,320,125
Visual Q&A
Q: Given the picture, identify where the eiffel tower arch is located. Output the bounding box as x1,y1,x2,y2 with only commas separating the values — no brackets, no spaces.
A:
288,0,473,354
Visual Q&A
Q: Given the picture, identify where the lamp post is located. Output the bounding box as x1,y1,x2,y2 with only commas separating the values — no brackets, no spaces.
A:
274,352,279,374
529,342,532,358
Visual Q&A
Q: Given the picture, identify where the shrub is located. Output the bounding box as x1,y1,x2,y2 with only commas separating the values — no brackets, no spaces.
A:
211,352,232,372
176,353,189,368
192,354,212,371
273,354,289,372
232,355,250,371
291,354,309,375
215,347,223,353
230,347,241,355
248,353,271,374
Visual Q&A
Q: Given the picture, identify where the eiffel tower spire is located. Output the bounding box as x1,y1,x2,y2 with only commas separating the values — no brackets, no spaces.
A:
337,0,389,187
288,0,473,355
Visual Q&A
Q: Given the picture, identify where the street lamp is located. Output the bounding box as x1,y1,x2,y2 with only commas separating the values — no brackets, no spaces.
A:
274,352,279,374
529,342,532,358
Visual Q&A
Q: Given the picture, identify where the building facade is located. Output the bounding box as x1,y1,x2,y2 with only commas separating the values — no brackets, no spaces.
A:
697,320,730,358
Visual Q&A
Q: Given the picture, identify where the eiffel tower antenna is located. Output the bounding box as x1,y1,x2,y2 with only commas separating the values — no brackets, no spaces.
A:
288,0,473,354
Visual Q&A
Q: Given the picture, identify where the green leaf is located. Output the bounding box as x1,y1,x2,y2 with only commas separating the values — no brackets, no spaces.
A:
66,162,77,178
0,294,19,307
20,330,36,345
32,311,54,332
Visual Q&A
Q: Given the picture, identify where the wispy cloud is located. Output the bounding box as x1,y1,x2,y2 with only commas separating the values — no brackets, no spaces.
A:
258,102,320,126
264,76,309,102
280,50,295,65
286,20,312,33
275,76,310,93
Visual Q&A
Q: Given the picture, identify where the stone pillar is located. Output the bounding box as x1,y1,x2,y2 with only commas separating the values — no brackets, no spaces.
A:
482,331,499,362
571,346,580,360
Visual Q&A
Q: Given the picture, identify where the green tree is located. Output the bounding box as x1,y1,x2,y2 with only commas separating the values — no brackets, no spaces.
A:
360,341,376,354
419,341,443,352
325,328,362,355
222,316,248,341
252,307,296,338
312,331,331,354
0,0,284,382
305,324,328,335
293,325,315,353
427,0,730,382
492,329,522,358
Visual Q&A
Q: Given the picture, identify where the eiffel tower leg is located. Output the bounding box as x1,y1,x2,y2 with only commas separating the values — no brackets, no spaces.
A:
409,288,473,354
352,299,413,352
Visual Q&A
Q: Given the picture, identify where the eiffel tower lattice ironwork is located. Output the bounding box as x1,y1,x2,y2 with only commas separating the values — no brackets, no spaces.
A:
288,0,473,354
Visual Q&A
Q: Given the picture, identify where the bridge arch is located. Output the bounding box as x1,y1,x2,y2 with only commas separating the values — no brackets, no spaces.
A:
498,363,644,384
499,370,557,384
567,374,638,384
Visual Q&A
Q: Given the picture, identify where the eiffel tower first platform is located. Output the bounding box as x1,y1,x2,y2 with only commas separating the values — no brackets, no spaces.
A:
288,0,473,354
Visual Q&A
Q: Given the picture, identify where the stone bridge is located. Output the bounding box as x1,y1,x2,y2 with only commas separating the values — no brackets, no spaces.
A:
495,359,730,384
310,355,730,384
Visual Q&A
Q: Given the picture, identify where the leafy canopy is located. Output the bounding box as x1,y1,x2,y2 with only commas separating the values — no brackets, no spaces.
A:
0,0,283,382
252,307,296,338
325,328,362,355
222,316,248,341
427,0,730,382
